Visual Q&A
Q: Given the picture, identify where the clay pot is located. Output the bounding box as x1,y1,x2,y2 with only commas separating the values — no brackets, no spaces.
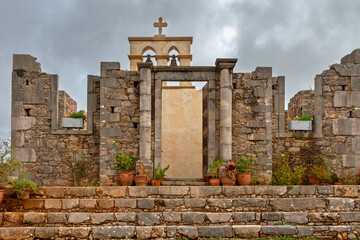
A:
209,178,220,186
0,189,4,204
151,179,162,186
134,175,148,186
204,176,211,183
237,172,251,186
308,176,321,185
17,189,31,200
334,182,343,185
119,172,134,186
221,176,235,186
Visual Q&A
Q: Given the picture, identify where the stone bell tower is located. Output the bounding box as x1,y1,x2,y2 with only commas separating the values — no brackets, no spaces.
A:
128,17,193,71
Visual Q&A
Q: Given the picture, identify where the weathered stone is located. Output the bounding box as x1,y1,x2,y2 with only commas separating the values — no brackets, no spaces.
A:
207,199,232,208
197,226,233,238
297,226,314,237
14,148,36,162
68,213,90,224
255,67,272,78
184,198,206,208
341,49,360,64
24,212,46,223
13,54,41,72
334,185,358,197
331,63,360,77
45,199,62,209
254,88,267,97
351,76,360,90
167,226,176,237
62,199,79,209
340,212,360,222
232,212,256,222
47,213,67,224
287,186,315,195
135,226,152,239
262,226,296,235
59,227,91,238
177,226,199,238
222,186,255,196
66,187,95,197
45,187,65,198
90,213,114,224
34,227,58,238
328,198,355,211
0,227,34,240
98,199,115,209
317,186,334,195
23,199,44,209
233,225,261,238
255,186,287,195
190,186,221,197
333,118,360,135
283,212,308,224
270,198,326,211
207,213,232,223
352,137,360,154
155,199,184,207
92,226,135,239
96,186,126,197
128,186,159,197
233,198,267,207
343,155,360,168
262,212,282,221
163,212,181,222
3,212,23,223
137,212,161,226
159,186,189,195
182,212,206,224
79,199,97,209
138,198,155,209
309,213,339,222
334,91,350,107
115,212,136,222
115,199,137,208
329,226,352,232
247,120,266,128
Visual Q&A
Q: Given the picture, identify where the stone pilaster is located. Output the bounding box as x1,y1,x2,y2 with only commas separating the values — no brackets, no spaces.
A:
277,76,285,137
138,62,153,173
314,75,323,138
216,59,237,161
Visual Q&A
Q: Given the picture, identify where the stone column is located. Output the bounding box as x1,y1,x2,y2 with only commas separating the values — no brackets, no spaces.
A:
138,62,153,173
314,75,323,138
277,76,285,137
216,59,237,161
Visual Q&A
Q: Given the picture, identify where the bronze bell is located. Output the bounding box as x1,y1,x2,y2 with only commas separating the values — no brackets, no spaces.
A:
170,54,177,66
146,55,152,63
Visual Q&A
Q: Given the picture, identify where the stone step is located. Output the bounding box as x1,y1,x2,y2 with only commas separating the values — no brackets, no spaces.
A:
0,225,358,239
2,196,359,213
161,181,208,186
2,211,360,227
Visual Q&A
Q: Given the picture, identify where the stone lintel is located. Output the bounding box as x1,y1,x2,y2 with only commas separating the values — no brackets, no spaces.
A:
100,62,120,77
255,67,272,79
13,54,41,72
137,62,153,70
128,36,193,44
215,58,237,69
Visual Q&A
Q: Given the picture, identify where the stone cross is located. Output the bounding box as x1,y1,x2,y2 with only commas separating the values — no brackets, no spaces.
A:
153,17,167,35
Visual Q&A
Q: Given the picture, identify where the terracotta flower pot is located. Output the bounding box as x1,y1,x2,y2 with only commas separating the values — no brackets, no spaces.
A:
17,189,31,200
134,175,148,186
334,182,342,185
151,178,162,186
237,172,251,186
0,189,4,204
204,176,211,182
119,172,134,186
221,176,235,186
209,178,220,186
308,176,321,185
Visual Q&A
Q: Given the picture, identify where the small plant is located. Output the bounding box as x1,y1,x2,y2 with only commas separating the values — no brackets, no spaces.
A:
153,163,169,179
251,177,267,185
309,165,332,183
224,161,237,181
295,115,313,121
331,172,340,183
10,173,38,199
355,169,360,185
235,150,259,173
208,158,223,178
113,142,136,173
69,112,85,118
137,159,149,176
272,155,306,185
341,174,356,185
0,139,22,185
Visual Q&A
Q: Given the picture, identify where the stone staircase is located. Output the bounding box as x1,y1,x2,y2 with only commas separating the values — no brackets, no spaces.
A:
1,185,360,239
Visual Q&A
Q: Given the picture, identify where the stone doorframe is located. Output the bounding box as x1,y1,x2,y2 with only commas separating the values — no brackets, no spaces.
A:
138,59,237,176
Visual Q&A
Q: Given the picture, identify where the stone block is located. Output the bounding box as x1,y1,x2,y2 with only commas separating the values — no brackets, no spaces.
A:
252,104,272,113
190,186,221,197
287,186,315,195
262,226,296,235
207,199,232,208
317,186,334,195
92,226,135,239
135,226,152,239
233,225,261,238
13,85,45,104
247,121,266,128
340,212,360,222
328,198,355,211
98,199,114,209
329,226,352,232
3,212,23,223
333,143,347,154
255,67,272,78
309,213,339,222
44,199,62,209
137,212,161,226
66,187,95,197
270,198,326,211
334,185,358,197
155,199,184,207
352,137,360,154
14,148,36,162
79,199,97,209
334,91,350,107
341,49,360,64
90,213,114,224
352,91,360,107
0,227,34,240
59,227,91,238
182,212,206,224
255,186,287,196
222,186,255,197
96,186,127,197
101,62,120,77
343,155,360,168
138,198,155,209
184,198,206,208
153,226,166,238
163,212,181,222
47,213,67,224
207,213,232,223
297,226,314,237
62,199,79,209
177,226,199,238
351,76,360,90
115,212,136,222
115,199,137,208
254,88,267,97
24,212,46,223
262,212,282,221
159,186,189,196
333,118,360,135
68,213,90,224
13,54,41,72
283,212,308,224
101,128,122,137
128,186,159,197
34,227,58,238
167,226,176,237
198,226,233,238
331,63,360,77
23,199,44,209
45,187,65,198
232,212,256,222
248,133,267,141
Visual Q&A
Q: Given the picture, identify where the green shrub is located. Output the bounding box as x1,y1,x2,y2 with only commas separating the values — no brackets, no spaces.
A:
153,163,169,179
0,139,22,185
113,141,136,173
69,112,85,118
295,115,313,121
272,155,306,185
10,173,38,198
235,150,259,173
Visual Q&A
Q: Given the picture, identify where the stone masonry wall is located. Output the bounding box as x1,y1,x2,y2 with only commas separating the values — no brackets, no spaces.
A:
11,55,100,186
288,90,315,120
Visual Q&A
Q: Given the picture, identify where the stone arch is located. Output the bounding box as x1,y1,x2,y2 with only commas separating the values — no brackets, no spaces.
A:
164,43,183,55
141,46,157,55
138,43,161,56
167,45,180,55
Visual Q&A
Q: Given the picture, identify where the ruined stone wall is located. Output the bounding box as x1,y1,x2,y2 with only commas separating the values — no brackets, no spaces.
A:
58,90,77,118
11,55,100,186
99,63,140,186
288,90,314,120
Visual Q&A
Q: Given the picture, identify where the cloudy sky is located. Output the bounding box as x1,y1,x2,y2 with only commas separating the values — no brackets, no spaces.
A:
0,0,359,138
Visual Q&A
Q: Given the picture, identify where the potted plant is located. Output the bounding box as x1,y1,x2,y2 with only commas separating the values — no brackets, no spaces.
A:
9,173,38,199
235,150,258,185
331,172,342,185
221,161,237,186
151,163,169,186
208,158,223,186
134,159,149,186
308,155,331,185
62,111,85,128
113,142,136,186
289,115,313,131
0,139,22,203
